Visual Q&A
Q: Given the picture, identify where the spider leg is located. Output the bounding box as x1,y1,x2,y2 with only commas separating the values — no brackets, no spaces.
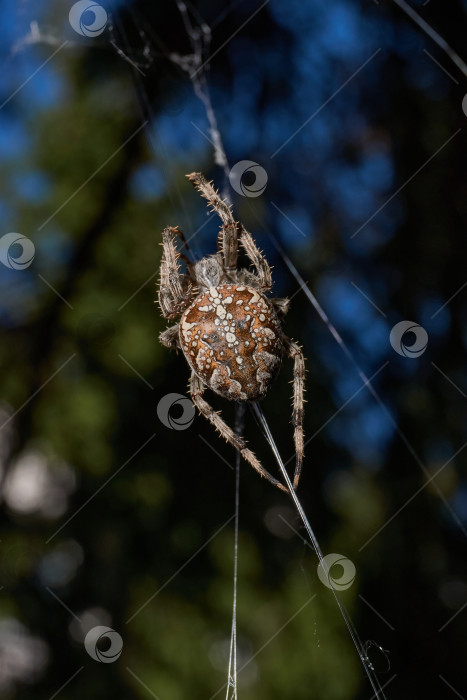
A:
283,337,306,490
170,226,193,266
186,172,238,275
158,226,194,319
172,225,191,253
159,323,181,350
190,370,287,492
239,225,272,291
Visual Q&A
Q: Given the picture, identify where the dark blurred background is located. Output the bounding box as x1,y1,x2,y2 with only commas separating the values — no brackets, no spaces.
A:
0,0,466,697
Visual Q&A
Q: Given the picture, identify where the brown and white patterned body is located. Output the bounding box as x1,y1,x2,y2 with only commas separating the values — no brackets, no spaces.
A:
158,172,306,492
180,284,282,401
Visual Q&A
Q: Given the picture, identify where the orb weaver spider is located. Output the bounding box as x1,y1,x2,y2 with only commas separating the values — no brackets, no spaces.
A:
158,172,306,492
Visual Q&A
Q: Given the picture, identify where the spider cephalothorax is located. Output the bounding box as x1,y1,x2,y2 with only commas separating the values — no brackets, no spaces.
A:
157,172,306,492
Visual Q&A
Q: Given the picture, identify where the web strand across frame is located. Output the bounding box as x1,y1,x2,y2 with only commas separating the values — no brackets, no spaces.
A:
225,403,243,700
392,0,467,79
263,205,467,539
169,0,231,200
250,402,388,700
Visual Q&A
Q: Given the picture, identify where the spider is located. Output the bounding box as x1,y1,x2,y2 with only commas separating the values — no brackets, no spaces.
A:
157,172,306,492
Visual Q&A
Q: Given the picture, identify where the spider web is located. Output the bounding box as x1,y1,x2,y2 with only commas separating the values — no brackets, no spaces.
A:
142,3,388,698
107,2,390,698
104,1,466,698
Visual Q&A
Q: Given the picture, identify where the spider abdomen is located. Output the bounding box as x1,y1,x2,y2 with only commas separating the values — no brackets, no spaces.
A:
179,284,282,401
